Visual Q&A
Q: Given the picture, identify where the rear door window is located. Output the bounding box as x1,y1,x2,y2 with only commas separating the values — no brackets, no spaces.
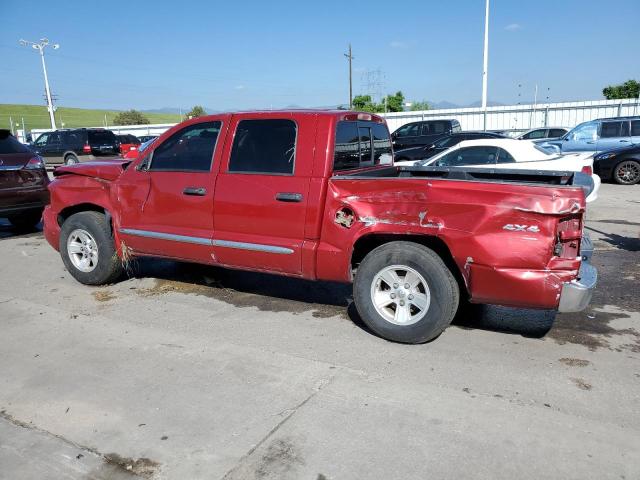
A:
522,129,547,139
632,121,640,136
496,148,516,163
600,121,624,138
150,121,221,172
89,130,117,144
549,129,567,137
228,119,296,174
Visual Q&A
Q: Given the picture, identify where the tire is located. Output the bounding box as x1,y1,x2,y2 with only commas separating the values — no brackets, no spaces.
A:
59,211,123,285
613,160,640,185
354,241,459,343
8,209,43,230
64,154,79,165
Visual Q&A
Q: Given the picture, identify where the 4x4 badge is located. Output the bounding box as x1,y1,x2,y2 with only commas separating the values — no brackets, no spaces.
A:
503,224,540,233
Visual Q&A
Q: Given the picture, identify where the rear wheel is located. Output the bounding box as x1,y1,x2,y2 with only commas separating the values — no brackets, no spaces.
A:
8,209,43,230
613,160,640,185
64,154,79,165
354,241,459,343
59,211,123,285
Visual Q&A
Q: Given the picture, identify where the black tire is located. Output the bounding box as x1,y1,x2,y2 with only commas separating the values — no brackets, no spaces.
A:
354,241,460,343
613,160,640,185
8,209,43,230
59,211,123,285
64,154,79,165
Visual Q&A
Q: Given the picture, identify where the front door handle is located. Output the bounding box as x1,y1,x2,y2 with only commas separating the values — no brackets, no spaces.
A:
183,187,207,196
275,192,303,202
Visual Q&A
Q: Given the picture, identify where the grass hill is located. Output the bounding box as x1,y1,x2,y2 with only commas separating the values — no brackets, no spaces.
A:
0,104,182,131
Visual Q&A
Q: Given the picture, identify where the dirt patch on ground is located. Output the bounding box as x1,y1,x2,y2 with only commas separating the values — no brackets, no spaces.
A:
254,438,304,479
132,260,350,320
570,378,593,391
559,358,591,367
547,250,640,351
104,453,160,478
92,290,117,302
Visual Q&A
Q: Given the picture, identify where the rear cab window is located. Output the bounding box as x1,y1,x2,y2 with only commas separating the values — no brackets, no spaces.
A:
333,121,391,172
88,130,118,144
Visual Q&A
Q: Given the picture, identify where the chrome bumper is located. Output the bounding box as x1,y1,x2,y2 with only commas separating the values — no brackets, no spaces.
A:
558,260,597,313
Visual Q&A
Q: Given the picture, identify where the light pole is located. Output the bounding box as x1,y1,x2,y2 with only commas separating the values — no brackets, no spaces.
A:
19,38,59,130
481,0,490,131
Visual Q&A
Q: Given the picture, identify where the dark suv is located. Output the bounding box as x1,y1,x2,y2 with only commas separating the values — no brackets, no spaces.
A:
32,128,120,165
391,119,461,150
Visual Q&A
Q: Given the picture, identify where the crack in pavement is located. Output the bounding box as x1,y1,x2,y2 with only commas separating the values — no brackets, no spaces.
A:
220,375,334,480
0,409,151,478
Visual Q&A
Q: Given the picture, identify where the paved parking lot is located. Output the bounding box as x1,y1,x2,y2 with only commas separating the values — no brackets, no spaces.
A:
1,183,639,480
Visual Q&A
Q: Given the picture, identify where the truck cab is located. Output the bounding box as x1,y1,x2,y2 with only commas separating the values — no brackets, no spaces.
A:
43,111,596,344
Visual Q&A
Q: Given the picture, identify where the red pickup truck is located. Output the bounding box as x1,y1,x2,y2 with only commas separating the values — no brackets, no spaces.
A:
43,111,596,343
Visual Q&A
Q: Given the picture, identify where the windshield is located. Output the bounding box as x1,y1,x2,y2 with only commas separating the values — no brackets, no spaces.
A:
432,135,460,148
138,138,156,153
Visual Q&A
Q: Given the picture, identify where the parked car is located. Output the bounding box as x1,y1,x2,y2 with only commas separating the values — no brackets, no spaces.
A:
517,127,569,140
0,129,49,229
116,134,141,155
31,128,120,165
396,138,600,202
123,137,157,159
391,119,462,150
43,111,596,344
137,135,159,143
394,131,505,162
541,116,640,154
593,143,640,185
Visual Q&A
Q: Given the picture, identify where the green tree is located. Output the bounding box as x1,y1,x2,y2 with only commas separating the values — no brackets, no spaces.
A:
186,105,207,118
410,101,430,111
112,109,150,125
602,80,640,100
382,91,405,112
353,91,406,113
352,94,378,112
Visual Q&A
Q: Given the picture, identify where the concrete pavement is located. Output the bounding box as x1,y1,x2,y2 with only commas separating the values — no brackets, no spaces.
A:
0,183,639,479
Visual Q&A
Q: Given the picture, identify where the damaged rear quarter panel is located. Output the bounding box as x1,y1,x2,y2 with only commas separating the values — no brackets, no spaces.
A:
316,176,585,309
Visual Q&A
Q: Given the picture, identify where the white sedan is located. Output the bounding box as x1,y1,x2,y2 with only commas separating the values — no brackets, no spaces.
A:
394,138,600,202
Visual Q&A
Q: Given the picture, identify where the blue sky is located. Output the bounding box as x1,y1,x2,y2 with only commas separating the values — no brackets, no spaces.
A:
1,0,638,111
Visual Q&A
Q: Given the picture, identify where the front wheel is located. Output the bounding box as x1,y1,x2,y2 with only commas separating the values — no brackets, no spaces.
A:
59,211,123,285
353,241,459,343
613,160,640,185
64,154,79,165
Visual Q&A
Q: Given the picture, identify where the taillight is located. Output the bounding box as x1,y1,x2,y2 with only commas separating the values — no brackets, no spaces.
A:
83,143,91,154
581,165,593,175
554,215,582,258
24,156,46,170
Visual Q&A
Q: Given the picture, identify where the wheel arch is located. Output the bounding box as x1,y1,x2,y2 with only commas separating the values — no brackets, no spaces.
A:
58,203,112,232
63,150,79,160
351,233,468,298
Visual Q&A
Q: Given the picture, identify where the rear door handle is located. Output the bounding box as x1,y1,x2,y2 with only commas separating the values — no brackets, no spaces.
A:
275,192,303,202
183,187,207,196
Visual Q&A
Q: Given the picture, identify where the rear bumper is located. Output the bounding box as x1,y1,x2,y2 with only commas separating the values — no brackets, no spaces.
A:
558,260,597,313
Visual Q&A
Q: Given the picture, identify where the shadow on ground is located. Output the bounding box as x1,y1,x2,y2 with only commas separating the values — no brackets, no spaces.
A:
0,219,43,240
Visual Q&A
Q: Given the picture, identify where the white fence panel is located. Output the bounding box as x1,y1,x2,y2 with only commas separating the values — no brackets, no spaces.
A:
381,98,640,133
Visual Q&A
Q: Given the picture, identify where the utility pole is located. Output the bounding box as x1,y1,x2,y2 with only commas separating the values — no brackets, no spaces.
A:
344,44,354,109
481,0,490,131
19,38,59,130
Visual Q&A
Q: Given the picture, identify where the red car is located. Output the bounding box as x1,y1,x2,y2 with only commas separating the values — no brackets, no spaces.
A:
0,129,49,229
116,134,140,155
43,111,596,343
